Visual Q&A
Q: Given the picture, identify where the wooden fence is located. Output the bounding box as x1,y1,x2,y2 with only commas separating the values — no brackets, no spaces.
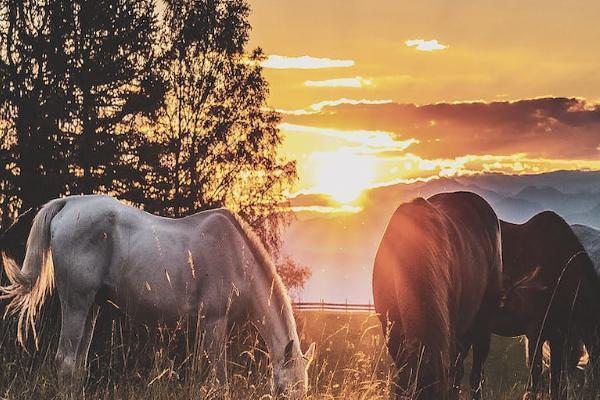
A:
293,301,375,312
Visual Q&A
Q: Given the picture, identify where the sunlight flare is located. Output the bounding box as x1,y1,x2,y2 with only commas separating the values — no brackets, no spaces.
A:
312,150,376,204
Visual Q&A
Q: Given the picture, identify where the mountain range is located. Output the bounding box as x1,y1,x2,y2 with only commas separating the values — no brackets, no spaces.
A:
282,170,600,303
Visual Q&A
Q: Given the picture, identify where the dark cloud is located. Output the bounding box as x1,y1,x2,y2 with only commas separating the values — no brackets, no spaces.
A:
285,97,600,159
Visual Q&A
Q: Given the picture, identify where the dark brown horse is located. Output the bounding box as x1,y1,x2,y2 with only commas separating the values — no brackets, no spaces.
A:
470,211,600,400
373,191,502,399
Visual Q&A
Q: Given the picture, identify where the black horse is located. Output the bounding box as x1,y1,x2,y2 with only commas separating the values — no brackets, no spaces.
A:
471,212,600,400
373,191,502,399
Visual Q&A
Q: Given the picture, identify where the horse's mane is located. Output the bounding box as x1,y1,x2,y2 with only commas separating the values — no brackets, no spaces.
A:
218,210,295,326
385,198,452,350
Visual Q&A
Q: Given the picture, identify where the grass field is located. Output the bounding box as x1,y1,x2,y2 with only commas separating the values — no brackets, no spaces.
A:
297,311,529,400
0,310,596,399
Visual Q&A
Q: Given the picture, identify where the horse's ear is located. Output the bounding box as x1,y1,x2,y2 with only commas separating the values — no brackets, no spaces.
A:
284,339,294,364
304,342,316,368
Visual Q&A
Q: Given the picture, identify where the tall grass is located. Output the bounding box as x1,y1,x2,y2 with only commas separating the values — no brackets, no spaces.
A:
0,308,598,399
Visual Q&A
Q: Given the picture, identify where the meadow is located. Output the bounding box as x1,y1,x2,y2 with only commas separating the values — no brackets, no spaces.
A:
0,309,596,399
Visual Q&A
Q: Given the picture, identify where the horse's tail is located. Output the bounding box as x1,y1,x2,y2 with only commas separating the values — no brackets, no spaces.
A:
0,198,67,348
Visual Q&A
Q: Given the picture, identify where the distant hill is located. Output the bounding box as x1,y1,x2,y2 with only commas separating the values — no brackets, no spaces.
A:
570,203,600,228
284,170,600,303
512,185,599,216
457,170,600,195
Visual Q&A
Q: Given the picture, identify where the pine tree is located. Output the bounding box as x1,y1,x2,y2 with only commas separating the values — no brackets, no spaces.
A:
0,0,74,222
0,0,165,227
67,0,165,195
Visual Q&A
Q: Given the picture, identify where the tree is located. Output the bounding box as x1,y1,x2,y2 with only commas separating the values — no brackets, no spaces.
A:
66,0,165,196
276,256,312,300
135,0,296,253
0,0,74,223
0,0,165,227
0,0,295,257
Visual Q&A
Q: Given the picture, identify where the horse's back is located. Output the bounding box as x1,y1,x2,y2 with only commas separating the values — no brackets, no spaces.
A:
503,211,586,280
427,191,500,244
47,195,251,322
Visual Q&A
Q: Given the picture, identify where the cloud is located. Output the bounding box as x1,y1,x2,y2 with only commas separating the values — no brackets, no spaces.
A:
309,98,393,111
283,97,600,160
291,205,363,214
405,39,448,51
304,76,373,88
279,122,418,151
378,152,600,180
275,108,316,116
261,55,354,69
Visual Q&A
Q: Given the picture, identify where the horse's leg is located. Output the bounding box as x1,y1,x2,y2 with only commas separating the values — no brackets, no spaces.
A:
524,335,543,400
204,317,229,390
451,340,470,400
76,305,100,372
549,336,565,400
56,293,96,397
384,321,410,399
470,333,491,400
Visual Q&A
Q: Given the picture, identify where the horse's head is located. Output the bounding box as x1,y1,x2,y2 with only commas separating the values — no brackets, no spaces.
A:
272,340,315,399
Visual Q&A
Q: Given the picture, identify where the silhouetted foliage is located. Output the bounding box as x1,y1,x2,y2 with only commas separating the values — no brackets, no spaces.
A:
65,0,165,196
133,0,296,253
0,0,295,254
0,0,165,225
0,0,74,224
276,256,312,299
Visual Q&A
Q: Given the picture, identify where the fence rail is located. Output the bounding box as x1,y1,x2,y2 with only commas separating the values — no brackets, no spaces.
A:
293,301,375,312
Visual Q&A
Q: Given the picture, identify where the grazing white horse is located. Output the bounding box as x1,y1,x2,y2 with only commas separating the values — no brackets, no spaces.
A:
1,195,314,398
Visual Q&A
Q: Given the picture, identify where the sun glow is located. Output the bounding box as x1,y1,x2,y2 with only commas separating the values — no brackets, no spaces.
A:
313,150,375,204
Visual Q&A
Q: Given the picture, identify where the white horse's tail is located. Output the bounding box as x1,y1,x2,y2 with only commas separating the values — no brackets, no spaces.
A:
1,198,67,348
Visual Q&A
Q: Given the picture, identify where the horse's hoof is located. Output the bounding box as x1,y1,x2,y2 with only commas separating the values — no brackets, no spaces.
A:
449,386,462,400
522,392,540,400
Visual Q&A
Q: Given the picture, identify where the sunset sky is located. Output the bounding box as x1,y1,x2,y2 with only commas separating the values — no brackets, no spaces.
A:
248,0,600,207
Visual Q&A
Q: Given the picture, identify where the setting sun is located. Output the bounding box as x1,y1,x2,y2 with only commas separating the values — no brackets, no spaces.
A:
313,150,375,204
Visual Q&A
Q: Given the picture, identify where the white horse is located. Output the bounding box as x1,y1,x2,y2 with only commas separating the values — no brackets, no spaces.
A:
0,195,314,398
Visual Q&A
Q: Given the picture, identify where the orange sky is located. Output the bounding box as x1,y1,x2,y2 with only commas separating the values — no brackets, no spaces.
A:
248,1,600,205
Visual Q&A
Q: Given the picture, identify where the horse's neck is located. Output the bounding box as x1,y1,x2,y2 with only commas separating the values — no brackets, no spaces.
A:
250,278,299,364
